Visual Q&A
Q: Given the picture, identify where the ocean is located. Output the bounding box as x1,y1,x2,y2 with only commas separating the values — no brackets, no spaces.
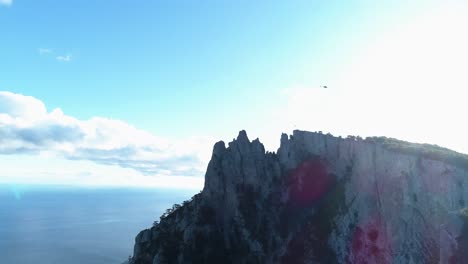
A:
0,185,197,264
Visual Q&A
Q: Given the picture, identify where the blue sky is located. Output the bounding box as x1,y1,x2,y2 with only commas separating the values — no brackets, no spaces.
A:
1,0,468,187
1,0,408,136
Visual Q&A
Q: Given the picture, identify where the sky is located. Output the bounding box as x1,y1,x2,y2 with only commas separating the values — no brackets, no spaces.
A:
1,0,468,188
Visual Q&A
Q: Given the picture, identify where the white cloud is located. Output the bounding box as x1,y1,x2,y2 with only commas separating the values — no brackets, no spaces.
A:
56,55,72,62
38,48,53,55
0,0,12,6
0,91,214,178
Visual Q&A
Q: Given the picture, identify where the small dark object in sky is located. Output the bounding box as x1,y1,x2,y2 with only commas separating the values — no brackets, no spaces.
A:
321,85,328,89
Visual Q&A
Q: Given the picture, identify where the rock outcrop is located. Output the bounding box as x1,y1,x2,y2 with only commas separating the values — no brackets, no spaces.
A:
130,130,468,264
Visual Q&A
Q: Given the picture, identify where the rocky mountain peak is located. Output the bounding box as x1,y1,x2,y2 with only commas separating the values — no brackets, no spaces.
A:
130,130,468,264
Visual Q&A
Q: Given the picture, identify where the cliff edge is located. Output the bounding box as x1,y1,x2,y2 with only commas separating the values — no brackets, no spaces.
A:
130,130,468,264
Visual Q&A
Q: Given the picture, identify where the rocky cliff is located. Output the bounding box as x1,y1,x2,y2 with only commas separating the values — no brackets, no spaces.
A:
130,130,468,264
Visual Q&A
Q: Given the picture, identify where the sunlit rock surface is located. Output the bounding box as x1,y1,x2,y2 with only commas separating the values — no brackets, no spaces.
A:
130,130,468,264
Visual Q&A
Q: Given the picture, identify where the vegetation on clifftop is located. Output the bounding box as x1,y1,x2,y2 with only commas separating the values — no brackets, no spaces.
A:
366,136,468,170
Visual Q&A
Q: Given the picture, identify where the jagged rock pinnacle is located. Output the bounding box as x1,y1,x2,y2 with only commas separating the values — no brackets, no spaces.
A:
131,130,468,264
237,130,249,142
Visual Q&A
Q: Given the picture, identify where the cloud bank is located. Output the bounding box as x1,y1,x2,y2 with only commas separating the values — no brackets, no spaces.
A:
0,91,212,177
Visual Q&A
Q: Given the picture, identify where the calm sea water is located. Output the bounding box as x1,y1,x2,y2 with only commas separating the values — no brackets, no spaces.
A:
0,185,197,264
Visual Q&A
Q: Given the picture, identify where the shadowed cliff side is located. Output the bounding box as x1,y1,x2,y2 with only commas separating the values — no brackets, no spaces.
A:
130,130,468,264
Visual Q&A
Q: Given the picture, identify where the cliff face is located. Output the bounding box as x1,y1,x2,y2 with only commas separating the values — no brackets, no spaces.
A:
130,130,468,264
